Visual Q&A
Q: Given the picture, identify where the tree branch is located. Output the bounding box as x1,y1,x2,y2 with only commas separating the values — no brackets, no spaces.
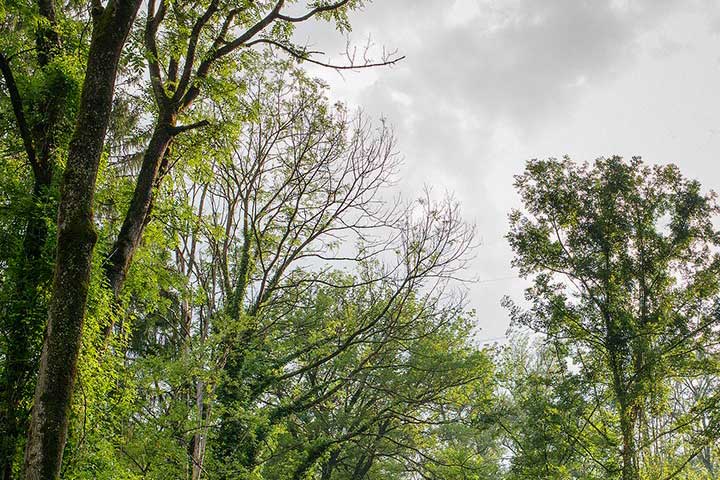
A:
245,38,405,70
173,0,220,103
145,0,169,105
0,52,39,175
277,0,350,22
169,119,210,135
180,0,285,109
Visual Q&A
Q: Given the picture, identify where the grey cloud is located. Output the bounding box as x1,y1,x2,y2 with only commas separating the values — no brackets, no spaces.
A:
291,0,720,337
362,0,710,128
297,0,718,133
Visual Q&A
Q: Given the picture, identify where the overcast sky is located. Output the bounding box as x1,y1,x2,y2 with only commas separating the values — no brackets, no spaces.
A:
295,0,720,340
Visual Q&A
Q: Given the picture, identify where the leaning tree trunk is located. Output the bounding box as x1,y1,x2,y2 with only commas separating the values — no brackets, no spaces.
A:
104,120,175,297
22,1,141,478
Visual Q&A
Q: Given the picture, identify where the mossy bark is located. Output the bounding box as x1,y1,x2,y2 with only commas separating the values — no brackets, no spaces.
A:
21,1,142,478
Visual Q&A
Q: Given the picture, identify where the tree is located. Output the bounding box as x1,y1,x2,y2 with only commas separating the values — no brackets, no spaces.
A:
74,61,482,479
0,2,82,475
103,0,402,301
255,286,497,480
506,157,720,480
0,2,400,478
22,2,143,478
497,334,615,479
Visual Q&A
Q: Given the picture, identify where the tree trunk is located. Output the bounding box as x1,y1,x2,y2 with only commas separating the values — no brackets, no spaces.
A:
0,1,61,473
22,1,141,478
190,305,211,480
620,404,639,480
104,120,174,297
190,381,209,480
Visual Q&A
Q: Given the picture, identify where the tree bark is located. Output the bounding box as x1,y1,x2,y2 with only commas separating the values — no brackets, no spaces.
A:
619,403,639,480
22,1,141,478
190,381,209,480
104,120,174,296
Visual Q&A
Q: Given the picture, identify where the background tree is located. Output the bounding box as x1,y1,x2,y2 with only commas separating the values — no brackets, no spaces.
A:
496,334,617,479
506,156,720,480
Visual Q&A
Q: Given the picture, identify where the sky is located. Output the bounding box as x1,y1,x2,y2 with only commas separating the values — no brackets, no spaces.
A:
294,0,720,340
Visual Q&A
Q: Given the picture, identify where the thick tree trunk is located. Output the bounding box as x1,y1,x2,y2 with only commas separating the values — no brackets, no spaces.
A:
105,121,174,296
22,2,141,478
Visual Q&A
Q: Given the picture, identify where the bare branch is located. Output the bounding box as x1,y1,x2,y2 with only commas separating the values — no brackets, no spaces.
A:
245,38,405,70
181,0,286,109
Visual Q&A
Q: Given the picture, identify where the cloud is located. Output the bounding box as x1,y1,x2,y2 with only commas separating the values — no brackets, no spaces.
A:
362,1,705,125
297,0,720,142
291,0,720,337
293,0,717,195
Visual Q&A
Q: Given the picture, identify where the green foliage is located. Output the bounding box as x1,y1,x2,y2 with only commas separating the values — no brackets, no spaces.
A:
2,1,719,478
506,156,720,479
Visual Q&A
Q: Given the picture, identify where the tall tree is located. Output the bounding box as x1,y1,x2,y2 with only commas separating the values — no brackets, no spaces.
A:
0,1,80,475
506,157,720,480
22,1,143,478
2,1,400,478
103,0,402,301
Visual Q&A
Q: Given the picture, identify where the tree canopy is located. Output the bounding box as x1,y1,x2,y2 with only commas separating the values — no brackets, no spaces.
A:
0,1,719,480
506,157,720,480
